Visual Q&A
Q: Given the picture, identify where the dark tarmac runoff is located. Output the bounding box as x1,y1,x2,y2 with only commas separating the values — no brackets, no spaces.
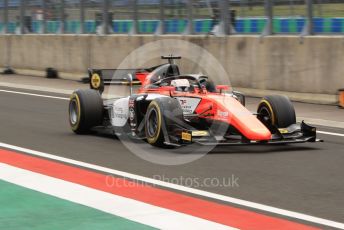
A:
0,76,343,228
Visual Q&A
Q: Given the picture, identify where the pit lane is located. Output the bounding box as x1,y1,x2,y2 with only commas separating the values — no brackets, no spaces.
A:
0,84,343,228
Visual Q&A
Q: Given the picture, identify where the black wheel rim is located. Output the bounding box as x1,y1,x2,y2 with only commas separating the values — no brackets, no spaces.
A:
69,99,79,125
258,106,272,127
147,108,158,138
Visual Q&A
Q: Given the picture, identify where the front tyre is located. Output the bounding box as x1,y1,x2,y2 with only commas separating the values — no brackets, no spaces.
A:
257,95,296,128
145,100,164,146
145,97,184,148
69,89,103,134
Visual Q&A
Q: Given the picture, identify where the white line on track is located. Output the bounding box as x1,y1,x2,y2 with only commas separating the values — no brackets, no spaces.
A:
0,89,69,100
0,142,343,229
1,88,344,138
317,131,344,137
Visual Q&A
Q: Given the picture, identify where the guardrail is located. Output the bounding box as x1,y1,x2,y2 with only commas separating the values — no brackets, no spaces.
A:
1,17,343,34
0,0,343,35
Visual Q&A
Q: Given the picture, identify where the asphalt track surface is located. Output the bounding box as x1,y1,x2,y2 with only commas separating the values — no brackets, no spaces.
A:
0,86,344,228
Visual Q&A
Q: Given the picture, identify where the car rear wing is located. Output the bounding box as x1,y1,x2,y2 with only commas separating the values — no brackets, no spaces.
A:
88,68,150,94
88,55,182,94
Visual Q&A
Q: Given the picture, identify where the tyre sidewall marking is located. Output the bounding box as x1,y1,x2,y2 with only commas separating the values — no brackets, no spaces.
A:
259,99,276,125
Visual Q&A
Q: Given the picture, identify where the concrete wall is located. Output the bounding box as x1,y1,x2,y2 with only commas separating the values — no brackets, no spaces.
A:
0,34,343,94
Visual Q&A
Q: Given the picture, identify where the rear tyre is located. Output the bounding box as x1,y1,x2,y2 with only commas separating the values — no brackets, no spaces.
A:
69,89,103,134
145,97,183,148
257,95,296,128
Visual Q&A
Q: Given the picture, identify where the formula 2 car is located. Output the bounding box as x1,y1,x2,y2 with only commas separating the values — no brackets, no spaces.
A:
68,56,321,147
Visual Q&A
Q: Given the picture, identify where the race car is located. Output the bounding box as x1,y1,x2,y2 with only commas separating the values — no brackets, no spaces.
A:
68,56,321,148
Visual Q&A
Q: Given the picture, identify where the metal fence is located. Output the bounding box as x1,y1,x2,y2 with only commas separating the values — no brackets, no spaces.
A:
0,0,343,35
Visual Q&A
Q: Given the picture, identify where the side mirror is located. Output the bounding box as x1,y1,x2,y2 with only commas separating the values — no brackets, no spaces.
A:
216,85,230,93
127,74,133,95
233,91,246,106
